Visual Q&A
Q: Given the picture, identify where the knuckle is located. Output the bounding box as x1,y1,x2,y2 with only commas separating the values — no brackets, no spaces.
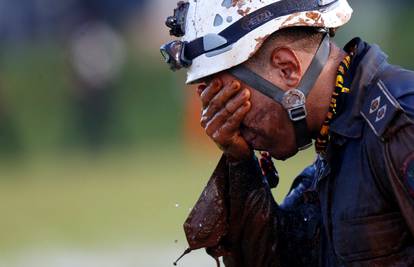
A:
200,120,206,128
200,116,208,128
228,113,239,124
201,108,208,117
205,126,215,137
226,119,237,129
216,108,229,120
208,102,220,115
212,132,222,143
200,91,209,102
225,101,236,114
212,131,219,140
228,82,240,94
219,125,231,135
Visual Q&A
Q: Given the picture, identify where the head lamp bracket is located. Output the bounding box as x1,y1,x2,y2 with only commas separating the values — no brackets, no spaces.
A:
165,1,190,38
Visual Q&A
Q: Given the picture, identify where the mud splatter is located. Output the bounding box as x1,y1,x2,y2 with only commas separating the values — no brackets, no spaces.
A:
281,12,325,27
306,12,322,22
237,7,251,17
281,12,301,27
249,34,270,58
232,0,247,9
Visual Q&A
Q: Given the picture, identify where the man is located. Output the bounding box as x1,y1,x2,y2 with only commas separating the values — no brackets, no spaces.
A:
161,0,414,266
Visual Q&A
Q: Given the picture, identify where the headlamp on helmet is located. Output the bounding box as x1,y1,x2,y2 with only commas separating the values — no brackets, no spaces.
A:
160,1,192,71
160,40,191,71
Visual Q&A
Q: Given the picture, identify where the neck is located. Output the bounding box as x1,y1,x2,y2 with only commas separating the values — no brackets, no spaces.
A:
306,43,347,138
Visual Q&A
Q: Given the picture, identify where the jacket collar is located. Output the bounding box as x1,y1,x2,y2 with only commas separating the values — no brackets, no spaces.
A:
329,38,389,139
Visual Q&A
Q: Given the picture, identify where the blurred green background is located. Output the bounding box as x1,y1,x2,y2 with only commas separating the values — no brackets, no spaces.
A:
0,0,413,266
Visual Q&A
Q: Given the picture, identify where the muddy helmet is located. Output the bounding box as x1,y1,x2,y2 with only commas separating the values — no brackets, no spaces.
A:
161,0,353,151
161,0,352,83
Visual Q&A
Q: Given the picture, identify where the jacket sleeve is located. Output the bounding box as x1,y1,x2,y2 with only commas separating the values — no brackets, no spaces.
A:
383,117,414,235
183,154,320,267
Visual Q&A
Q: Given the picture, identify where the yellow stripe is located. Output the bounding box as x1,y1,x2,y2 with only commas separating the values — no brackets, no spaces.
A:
316,55,353,155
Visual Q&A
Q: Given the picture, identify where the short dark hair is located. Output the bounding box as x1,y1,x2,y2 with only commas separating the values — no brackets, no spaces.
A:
271,27,325,52
248,27,325,66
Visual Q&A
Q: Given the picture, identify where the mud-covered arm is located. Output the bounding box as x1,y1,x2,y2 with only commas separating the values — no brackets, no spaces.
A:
224,156,320,267
223,155,281,267
183,154,281,267
183,154,320,267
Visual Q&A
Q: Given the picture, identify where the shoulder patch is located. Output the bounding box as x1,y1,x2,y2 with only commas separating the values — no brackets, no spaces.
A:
402,153,414,198
361,80,403,138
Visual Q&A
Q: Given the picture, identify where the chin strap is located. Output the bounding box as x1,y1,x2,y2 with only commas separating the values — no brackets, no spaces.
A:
228,33,331,151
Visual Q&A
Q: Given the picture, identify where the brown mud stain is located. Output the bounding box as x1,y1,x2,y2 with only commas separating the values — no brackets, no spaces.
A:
249,34,270,58
306,11,322,22
232,0,248,8
281,12,301,27
237,7,251,17
281,12,325,28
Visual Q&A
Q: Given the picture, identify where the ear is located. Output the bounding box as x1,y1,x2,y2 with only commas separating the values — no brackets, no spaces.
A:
270,47,302,88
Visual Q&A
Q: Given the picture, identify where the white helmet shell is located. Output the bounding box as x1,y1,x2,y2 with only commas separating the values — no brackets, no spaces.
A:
181,0,353,83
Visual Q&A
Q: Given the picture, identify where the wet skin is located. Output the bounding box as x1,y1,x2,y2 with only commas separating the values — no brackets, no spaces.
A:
198,72,298,162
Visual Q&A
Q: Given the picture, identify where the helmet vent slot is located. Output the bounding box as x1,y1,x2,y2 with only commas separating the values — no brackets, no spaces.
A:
221,0,232,9
214,14,224,27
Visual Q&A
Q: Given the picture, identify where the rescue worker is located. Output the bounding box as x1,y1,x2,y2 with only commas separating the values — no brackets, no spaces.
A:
161,0,414,266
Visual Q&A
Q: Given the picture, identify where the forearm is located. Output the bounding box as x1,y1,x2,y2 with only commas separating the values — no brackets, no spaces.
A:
223,155,281,267
183,155,318,267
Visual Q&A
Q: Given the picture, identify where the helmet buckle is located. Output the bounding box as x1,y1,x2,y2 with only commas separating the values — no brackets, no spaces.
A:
282,89,308,122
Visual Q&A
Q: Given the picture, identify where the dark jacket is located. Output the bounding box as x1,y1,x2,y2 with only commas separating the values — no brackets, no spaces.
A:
183,39,414,267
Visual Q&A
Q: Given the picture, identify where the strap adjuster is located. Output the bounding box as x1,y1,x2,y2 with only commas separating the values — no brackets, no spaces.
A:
282,89,307,122
288,105,308,122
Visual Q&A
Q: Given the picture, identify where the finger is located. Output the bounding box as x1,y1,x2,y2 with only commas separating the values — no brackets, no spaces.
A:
200,79,222,109
213,101,251,142
197,84,207,96
204,106,233,137
204,109,227,138
203,80,242,119
224,89,250,115
201,89,249,129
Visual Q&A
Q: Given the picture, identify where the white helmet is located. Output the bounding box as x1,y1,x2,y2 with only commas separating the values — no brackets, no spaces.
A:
161,0,353,151
161,0,353,84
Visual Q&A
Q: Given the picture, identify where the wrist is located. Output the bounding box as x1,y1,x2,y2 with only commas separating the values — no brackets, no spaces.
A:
226,150,254,165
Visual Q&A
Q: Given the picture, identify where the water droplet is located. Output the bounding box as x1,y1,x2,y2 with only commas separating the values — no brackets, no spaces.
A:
226,16,233,23
175,203,180,208
199,223,203,228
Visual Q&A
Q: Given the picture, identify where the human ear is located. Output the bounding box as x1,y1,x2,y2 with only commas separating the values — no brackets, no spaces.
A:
270,47,302,88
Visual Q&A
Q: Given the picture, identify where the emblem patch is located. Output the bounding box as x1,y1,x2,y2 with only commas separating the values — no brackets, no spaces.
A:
360,80,402,138
376,105,387,122
369,96,381,114
403,153,414,197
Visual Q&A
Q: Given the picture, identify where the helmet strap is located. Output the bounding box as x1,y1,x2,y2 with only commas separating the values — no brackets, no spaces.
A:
228,33,331,151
